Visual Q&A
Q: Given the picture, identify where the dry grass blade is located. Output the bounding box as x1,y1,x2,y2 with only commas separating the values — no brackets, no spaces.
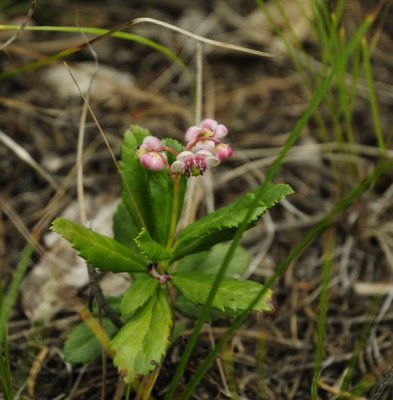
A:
0,129,60,192
129,17,276,58
0,0,36,51
0,194,43,256
27,346,49,398
65,49,123,331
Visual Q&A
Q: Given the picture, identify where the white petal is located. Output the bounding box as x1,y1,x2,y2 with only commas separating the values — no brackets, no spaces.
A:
195,149,214,157
206,156,220,168
193,141,215,152
176,151,194,161
171,160,184,172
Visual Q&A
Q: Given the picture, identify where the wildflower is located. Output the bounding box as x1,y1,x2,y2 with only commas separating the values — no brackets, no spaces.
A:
213,143,233,161
137,136,162,157
137,136,167,171
139,152,167,171
171,150,220,177
185,119,228,151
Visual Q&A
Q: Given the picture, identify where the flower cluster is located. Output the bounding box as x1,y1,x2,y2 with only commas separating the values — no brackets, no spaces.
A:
136,119,232,178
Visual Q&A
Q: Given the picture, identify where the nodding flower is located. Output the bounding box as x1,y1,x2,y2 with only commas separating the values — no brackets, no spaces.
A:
137,136,162,157
139,151,167,171
171,150,220,177
213,143,233,161
185,119,228,151
137,136,167,171
136,121,232,175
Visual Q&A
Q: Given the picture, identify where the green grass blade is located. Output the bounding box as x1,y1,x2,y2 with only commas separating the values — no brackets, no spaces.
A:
166,12,377,398
0,242,34,341
178,156,393,400
0,286,14,399
311,229,334,399
0,330,14,399
0,241,34,398
0,25,189,84
361,38,386,152
336,299,381,399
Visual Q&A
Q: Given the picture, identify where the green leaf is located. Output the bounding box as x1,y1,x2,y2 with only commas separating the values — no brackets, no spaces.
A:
172,183,293,260
175,294,241,321
113,200,139,251
111,290,172,383
174,244,252,319
147,138,186,245
171,272,273,313
119,128,186,246
51,218,148,273
121,275,159,316
119,126,153,236
147,170,176,245
64,318,117,364
135,228,172,261
177,243,250,277
250,183,294,207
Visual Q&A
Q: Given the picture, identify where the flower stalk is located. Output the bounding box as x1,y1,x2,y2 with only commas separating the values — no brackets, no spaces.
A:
166,174,181,251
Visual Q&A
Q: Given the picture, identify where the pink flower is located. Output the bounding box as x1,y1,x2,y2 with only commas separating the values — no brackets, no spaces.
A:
141,136,162,151
185,119,228,151
136,136,168,171
137,136,162,157
213,143,233,161
139,152,166,171
171,150,220,177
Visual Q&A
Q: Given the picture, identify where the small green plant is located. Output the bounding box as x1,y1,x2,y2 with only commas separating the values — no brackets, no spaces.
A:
51,120,293,385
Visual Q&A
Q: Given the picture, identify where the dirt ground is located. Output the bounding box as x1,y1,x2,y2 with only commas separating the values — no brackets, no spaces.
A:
1,1,393,399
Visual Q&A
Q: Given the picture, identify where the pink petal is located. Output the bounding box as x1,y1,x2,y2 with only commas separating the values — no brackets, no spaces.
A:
214,124,228,139
214,143,232,161
200,119,218,130
185,126,202,142
140,152,165,171
142,136,162,151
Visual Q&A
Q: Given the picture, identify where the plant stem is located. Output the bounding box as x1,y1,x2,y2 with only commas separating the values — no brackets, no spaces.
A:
166,175,181,251
87,265,122,329
136,366,161,400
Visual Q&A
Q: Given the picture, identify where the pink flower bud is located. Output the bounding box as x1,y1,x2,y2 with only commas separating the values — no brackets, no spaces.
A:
213,143,233,161
139,152,166,171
